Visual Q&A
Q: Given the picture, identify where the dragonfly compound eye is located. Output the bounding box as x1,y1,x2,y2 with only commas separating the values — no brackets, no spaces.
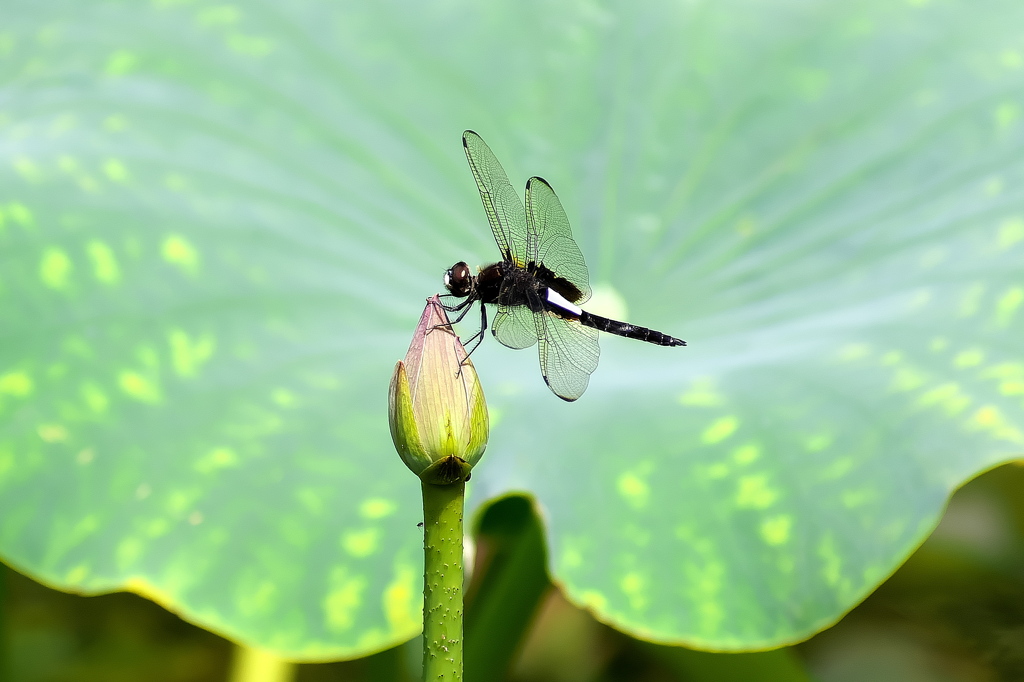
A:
444,262,473,297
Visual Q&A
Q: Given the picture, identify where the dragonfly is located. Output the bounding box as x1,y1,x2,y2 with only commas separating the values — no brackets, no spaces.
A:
442,130,685,402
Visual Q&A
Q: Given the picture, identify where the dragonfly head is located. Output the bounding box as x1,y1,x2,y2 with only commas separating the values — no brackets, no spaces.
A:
443,261,474,298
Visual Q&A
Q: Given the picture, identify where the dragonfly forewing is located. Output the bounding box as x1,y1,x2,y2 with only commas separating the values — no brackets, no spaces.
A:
463,130,529,267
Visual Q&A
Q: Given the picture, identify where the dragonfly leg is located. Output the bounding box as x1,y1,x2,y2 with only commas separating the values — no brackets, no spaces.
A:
435,296,475,327
431,298,487,369
458,303,488,358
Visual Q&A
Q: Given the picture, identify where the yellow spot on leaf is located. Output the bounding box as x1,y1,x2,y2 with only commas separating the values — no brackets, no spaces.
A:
162,234,200,275
822,456,854,480
51,114,76,136
324,568,366,632
985,177,1005,197
732,443,760,464
842,488,876,508
702,416,738,444
677,529,726,634
227,33,273,57
14,156,43,183
86,240,121,284
80,382,109,413
620,572,647,610
57,155,79,174
77,175,100,193
697,600,725,636
995,287,1023,326
104,114,128,132
760,515,791,546
561,545,582,569
968,405,1024,444
271,388,295,407
579,590,607,611
65,565,89,584
805,434,833,452
736,474,778,509
980,362,1024,381
794,68,829,101
237,579,277,617
360,498,397,519
169,328,215,376
837,343,870,362
105,49,137,75
930,337,948,352
37,424,69,442
972,407,1000,427
1000,380,1024,396
954,349,984,368
705,462,730,479
890,366,927,392
194,447,239,473
383,564,419,633
735,214,756,236
295,488,324,515
679,377,724,407
818,534,842,586
999,217,1024,249
71,515,99,540
0,371,33,396
0,448,13,478
167,488,201,514
103,158,129,183
917,382,971,415
117,537,144,569
881,351,902,365
40,248,72,290
7,202,34,228
1002,50,1023,69
995,102,1020,131
342,528,379,558
118,370,161,403
164,173,189,192
616,472,649,509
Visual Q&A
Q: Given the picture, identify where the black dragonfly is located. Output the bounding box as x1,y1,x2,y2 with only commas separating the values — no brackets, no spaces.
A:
443,130,685,402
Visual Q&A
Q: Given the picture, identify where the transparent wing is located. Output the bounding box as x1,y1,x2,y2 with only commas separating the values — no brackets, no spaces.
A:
525,176,591,303
463,130,528,266
536,310,601,402
492,304,539,350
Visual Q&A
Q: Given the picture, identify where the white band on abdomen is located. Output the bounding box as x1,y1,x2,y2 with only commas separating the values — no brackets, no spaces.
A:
545,288,583,316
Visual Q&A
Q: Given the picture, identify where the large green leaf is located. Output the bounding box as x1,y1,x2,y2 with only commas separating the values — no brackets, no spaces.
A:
1,0,1022,659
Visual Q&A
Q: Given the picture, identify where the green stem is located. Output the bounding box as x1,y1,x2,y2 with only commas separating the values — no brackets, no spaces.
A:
421,479,465,682
227,645,295,682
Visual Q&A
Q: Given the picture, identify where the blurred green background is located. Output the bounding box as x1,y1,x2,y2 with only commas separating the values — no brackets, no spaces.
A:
2,0,1023,679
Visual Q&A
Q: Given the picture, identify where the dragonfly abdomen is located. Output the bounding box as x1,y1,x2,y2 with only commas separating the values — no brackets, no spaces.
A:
579,311,686,347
